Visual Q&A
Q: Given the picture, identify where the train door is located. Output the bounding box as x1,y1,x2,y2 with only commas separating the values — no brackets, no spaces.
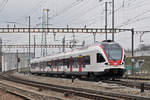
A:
78,56,83,72
59,59,63,72
43,62,47,72
70,57,73,72
51,61,53,72
39,62,44,72
57,59,59,72
63,58,69,72
72,57,78,72
47,61,52,72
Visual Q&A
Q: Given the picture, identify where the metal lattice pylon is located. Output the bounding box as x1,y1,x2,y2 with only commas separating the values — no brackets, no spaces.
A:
41,9,49,56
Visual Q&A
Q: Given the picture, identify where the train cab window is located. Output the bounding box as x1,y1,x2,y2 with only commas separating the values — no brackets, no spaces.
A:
97,53,106,63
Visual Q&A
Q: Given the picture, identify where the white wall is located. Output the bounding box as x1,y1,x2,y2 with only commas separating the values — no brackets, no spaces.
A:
2,52,34,72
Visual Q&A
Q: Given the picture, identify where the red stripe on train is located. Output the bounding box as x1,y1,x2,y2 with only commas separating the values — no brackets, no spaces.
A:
57,66,59,72
109,60,122,65
70,57,73,72
57,60,59,72
100,45,109,61
51,67,53,72
78,56,82,72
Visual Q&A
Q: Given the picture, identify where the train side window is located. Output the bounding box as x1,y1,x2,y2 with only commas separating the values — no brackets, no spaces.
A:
60,60,63,66
53,60,56,68
44,62,46,67
63,58,69,68
97,53,105,63
83,56,90,65
62,59,65,66
75,57,78,68
31,64,33,68
73,57,78,68
34,63,37,67
47,61,51,68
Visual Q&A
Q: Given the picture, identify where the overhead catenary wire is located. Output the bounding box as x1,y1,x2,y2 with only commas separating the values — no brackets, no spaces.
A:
118,15,150,28
125,0,146,8
114,0,150,28
0,0,8,13
50,0,85,20
65,2,105,26
51,1,105,28
123,0,148,12
15,0,48,21
117,6,150,28
34,0,85,27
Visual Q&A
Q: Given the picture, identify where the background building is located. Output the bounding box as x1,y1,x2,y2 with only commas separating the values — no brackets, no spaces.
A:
1,52,34,71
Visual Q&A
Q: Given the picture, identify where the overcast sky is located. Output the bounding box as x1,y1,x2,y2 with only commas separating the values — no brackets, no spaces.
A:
0,0,150,56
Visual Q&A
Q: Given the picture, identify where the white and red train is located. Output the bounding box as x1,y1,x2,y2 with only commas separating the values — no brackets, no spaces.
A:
30,40,126,79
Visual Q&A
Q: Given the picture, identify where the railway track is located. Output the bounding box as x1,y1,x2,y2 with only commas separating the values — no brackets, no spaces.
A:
123,77,150,81
102,79,150,91
0,86,31,100
0,83,58,100
0,72,61,100
1,73,150,100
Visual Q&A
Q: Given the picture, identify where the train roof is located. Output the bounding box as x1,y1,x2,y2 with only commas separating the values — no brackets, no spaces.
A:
30,41,119,63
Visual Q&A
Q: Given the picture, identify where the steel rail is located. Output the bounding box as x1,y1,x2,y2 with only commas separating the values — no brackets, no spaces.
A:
102,79,150,90
0,76,62,100
123,77,150,81
2,74,150,100
0,74,120,100
0,83,61,100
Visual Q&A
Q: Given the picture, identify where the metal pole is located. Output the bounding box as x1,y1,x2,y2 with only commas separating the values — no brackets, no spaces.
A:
72,33,76,48
46,9,49,56
105,2,108,40
28,16,31,64
131,28,134,75
62,36,65,52
0,38,2,72
34,35,36,58
46,9,49,29
93,33,96,43
17,49,18,72
112,0,115,41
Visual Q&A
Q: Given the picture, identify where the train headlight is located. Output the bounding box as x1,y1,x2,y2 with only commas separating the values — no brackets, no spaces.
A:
121,62,124,65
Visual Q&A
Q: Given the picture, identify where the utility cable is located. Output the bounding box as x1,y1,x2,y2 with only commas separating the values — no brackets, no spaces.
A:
117,7,150,28
67,2,104,25
50,0,84,19
15,0,47,21
0,0,8,13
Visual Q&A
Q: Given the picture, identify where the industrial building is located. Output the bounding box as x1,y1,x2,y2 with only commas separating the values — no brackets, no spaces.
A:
1,52,34,72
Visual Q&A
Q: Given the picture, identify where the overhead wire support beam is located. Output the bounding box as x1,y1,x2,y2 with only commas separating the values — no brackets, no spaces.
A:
134,31,150,34
0,28,131,34
1,44,84,48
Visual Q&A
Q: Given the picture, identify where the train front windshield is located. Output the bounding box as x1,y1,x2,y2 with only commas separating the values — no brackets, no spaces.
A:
102,43,122,60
